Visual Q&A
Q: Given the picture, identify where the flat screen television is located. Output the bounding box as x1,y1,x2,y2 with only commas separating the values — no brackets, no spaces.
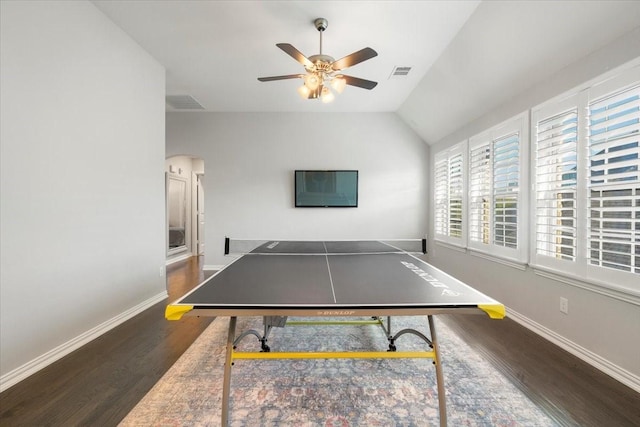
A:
295,170,358,207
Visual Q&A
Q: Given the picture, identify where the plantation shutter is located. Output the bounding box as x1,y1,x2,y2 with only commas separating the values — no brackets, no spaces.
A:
493,133,520,249
535,108,579,261
449,152,464,238
588,84,640,273
469,143,491,244
434,156,448,237
434,142,466,245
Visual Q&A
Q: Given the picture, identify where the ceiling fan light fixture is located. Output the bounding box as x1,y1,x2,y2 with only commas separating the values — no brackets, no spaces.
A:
321,86,334,103
331,76,346,94
304,73,321,91
297,85,311,99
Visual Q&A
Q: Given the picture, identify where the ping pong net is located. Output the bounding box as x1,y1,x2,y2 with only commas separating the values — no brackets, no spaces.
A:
224,238,427,256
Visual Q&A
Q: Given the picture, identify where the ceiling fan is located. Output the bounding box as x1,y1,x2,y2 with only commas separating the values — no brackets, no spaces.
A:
257,18,378,103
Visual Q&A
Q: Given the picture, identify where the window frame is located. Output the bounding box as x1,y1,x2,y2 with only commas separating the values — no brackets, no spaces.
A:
530,65,640,295
468,112,529,263
431,61,639,295
433,141,467,248
585,69,639,291
530,91,583,278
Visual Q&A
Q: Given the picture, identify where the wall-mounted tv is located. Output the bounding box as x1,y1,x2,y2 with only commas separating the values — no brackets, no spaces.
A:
295,170,358,208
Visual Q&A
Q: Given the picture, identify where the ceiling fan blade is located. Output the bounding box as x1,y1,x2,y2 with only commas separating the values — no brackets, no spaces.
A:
340,74,378,90
276,43,314,68
257,74,304,82
331,47,378,71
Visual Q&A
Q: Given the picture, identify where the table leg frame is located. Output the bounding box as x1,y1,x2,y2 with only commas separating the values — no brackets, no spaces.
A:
220,315,447,427
221,316,237,426
429,315,447,426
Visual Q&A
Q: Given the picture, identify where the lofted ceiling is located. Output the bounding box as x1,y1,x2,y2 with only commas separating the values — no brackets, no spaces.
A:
92,0,480,113
92,1,640,144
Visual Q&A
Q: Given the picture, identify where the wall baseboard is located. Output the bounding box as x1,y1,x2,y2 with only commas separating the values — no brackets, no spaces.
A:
203,264,223,271
507,308,640,393
4,292,636,395
0,291,168,393
166,253,192,265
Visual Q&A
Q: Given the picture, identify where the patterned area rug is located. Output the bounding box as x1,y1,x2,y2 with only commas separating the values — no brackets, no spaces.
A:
120,316,558,426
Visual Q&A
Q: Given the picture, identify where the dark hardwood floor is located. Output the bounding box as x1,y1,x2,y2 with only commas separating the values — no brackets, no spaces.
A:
439,314,640,427
1,257,638,426
0,256,213,426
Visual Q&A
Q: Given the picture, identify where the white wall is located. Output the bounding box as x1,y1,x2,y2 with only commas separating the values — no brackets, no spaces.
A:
0,1,166,386
426,29,640,389
166,113,429,267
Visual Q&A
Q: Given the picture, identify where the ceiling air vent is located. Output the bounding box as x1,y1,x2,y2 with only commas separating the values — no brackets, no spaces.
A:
166,95,205,110
389,66,412,79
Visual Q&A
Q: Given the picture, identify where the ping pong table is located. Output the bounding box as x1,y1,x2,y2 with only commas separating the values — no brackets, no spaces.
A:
166,239,505,426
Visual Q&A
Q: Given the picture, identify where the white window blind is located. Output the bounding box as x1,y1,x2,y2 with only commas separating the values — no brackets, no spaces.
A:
434,156,448,237
469,135,521,248
493,133,520,249
469,143,491,244
532,65,639,290
433,142,466,246
534,108,578,262
467,113,527,262
588,84,640,274
449,152,464,238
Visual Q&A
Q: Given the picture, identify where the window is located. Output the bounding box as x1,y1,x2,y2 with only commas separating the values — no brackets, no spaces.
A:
534,106,578,264
588,84,639,275
532,67,639,291
432,63,638,290
434,156,448,237
468,113,528,262
493,133,520,249
434,142,466,247
469,144,491,244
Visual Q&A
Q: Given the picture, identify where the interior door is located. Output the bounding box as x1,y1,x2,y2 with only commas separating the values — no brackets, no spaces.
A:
196,174,205,255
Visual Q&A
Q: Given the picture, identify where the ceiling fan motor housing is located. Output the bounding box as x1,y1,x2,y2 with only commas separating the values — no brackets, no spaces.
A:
306,54,335,73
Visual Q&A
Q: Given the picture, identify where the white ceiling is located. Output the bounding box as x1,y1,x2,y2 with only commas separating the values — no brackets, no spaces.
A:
399,1,640,143
92,0,480,112
92,1,640,144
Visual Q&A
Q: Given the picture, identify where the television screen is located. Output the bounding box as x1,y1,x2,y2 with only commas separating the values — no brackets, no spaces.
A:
295,170,358,207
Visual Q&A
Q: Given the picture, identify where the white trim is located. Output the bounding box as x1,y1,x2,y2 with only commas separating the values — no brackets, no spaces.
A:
167,246,189,257
532,265,640,306
507,308,640,393
166,252,192,265
0,291,168,393
204,264,224,271
468,249,528,271
434,240,467,253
